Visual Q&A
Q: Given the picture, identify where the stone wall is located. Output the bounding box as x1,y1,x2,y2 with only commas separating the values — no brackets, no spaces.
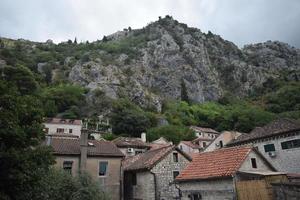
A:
151,150,190,200
272,182,300,200
179,178,235,200
239,151,273,172
132,171,155,200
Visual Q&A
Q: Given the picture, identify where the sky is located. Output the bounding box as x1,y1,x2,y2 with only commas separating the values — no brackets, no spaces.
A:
0,0,299,48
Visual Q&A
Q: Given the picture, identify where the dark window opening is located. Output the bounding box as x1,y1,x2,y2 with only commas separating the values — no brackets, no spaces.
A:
99,161,108,176
63,161,73,174
132,173,137,185
251,158,257,168
264,144,275,152
219,140,223,148
173,152,178,162
135,150,143,155
173,171,180,179
57,128,64,133
281,139,300,150
191,193,202,200
203,142,206,147
69,129,73,133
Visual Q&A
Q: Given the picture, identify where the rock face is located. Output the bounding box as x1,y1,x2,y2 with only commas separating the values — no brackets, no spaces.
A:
66,17,300,112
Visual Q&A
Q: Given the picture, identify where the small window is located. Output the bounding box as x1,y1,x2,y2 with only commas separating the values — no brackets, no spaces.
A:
69,129,73,134
251,158,257,168
219,140,223,148
203,142,206,147
135,150,143,155
99,161,108,176
281,139,300,150
192,193,202,200
63,161,73,174
173,152,178,162
132,173,137,185
57,128,64,133
180,145,183,150
264,144,275,152
173,171,180,179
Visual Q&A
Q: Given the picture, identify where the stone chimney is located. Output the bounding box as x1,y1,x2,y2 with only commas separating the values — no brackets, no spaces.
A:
80,128,89,172
141,132,146,143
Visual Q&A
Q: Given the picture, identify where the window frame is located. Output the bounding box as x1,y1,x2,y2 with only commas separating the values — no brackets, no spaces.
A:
98,161,108,177
63,160,73,174
57,128,64,133
251,158,257,168
173,152,179,162
281,139,300,150
264,143,275,152
69,129,73,134
173,171,180,179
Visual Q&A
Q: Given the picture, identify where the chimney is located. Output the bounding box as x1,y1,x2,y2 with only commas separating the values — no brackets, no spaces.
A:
80,128,89,172
141,132,146,143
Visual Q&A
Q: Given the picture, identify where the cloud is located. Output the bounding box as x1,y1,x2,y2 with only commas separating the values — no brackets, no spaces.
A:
0,0,299,48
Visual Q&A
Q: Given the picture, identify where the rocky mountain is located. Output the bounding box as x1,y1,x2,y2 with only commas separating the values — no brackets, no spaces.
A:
1,16,300,113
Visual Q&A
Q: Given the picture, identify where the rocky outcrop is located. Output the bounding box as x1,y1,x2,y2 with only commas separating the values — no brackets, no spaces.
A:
66,17,300,112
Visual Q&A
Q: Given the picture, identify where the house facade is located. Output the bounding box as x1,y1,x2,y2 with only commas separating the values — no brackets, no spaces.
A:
204,131,243,152
190,126,219,140
123,145,191,200
113,135,150,157
178,141,200,154
176,146,277,200
228,118,300,173
47,134,124,200
44,118,82,137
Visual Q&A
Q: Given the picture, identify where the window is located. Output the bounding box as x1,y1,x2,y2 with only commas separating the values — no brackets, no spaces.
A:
99,161,108,176
180,145,183,150
189,193,202,200
57,128,64,133
132,173,137,185
135,150,143,155
69,129,73,134
264,144,275,152
173,152,178,162
281,139,300,150
63,161,73,174
219,140,223,148
251,158,257,168
203,142,206,147
173,171,179,179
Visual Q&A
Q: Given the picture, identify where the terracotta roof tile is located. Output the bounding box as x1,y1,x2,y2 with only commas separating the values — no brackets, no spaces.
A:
228,118,300,146
112,137,150,148
176,146,253,181
44,118,82,125
181,141,200,149
49,137,124,157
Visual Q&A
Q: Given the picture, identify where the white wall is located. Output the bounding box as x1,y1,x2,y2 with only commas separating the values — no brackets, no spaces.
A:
239,151,273,172
44,123,82,137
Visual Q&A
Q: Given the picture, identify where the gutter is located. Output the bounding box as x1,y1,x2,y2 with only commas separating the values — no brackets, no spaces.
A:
150,171,157,200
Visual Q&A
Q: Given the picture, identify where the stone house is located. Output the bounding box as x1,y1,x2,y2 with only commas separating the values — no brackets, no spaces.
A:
227,118,300,173
44,117,82,138
123,145,192,200
178,141,200,154
190,126,219,140
176,146,277,200
204,131,243,152
113,134,150,157
47,133,124,200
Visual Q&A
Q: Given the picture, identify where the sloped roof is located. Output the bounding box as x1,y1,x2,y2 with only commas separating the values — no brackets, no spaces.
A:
228,118,300,146
44,118,82,125
49,137,124,157
180,141,200,149
123,145,191,171
190,126,219,134
176,146,253,181
112,137,150,149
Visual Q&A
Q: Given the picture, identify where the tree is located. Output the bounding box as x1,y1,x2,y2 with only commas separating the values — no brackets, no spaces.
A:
102,36,108,42
0,65,55,199
74,37,77,44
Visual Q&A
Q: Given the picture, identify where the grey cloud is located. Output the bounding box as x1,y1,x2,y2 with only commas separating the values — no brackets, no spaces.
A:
0,0,299,48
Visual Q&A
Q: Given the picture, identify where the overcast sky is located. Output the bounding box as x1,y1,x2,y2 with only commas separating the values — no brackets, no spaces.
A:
0,0,299,48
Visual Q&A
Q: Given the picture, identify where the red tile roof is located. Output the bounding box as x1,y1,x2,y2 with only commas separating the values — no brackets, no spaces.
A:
123,145,192,171
176,146,253,181
44,118,82,125
49,137,124,157
181,141,200,149
112,137,150,149
228,118,300,146
190,126,219,134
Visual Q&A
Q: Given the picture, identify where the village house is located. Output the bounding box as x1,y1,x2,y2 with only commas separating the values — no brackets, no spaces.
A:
112,133,150,157
178,140,201,154
227,118,300,173
176,146,281,200
46,131,124,200
123,145,192,200
190,126,219,139
44,117,82,138
204,131,244,152
150,137,173,149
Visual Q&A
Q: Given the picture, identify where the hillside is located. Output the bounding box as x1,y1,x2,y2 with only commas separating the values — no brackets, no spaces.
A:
0,15,300,136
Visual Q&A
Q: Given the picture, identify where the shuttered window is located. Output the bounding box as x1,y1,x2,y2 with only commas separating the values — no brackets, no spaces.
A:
281,139,300,150
264,144,275,152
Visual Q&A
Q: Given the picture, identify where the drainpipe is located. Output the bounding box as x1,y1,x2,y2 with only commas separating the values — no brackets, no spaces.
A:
150,171,157,200
80,128,89,172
